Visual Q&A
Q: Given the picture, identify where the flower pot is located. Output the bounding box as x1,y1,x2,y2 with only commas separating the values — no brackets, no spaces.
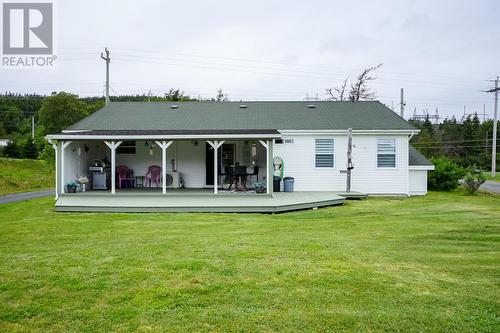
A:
67,186,76,193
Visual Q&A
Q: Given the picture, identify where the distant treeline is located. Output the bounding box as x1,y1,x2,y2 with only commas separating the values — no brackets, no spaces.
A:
0,89,223,160
409,115,498,170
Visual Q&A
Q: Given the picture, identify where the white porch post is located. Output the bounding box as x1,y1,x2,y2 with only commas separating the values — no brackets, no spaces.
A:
60,141,72,194
259,140,273,195
48,139,59,200
155,141,173,194
268,139,274,196
207,140,224,194
104,141,123,194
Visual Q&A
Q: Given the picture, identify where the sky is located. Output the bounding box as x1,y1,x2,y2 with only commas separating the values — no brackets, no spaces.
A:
2,0,499,120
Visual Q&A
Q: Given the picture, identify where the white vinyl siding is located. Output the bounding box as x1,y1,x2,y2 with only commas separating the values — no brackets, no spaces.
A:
315,139,334,167
273,134,409,194
409,170,428,195
377,139,396,167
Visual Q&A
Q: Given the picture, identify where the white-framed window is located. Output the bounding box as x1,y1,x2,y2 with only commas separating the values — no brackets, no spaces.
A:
377,139,396,167
315,138,334,167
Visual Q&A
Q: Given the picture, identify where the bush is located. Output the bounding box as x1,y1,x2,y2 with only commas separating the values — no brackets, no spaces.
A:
462,168,485,194
38,142,55,163
2,141,19,158
428,157,464,191
22,139,38,159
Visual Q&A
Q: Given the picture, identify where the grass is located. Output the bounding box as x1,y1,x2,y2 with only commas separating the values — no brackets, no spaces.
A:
483,172,500,182
0,158,54,195
0,191,499,332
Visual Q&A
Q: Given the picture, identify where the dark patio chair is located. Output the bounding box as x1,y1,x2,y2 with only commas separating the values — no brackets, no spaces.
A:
116,165,134,189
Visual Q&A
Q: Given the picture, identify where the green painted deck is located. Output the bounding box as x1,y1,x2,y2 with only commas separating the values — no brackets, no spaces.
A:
55,190,347,213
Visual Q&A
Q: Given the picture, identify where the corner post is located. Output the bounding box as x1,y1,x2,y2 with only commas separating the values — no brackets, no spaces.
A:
259,140,273,195
48,139,59,200
268,139,274,197
60,141,72,194
155,141,173,194
104,141,122,194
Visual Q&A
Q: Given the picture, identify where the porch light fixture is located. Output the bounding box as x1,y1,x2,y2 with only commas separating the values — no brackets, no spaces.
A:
239,104,247,108
307,104,316,108
144,140,149,147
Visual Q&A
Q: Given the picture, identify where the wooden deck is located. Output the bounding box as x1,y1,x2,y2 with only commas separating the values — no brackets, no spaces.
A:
55,190,348,213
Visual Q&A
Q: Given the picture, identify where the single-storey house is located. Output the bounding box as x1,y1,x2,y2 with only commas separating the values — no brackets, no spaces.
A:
45,101,433,212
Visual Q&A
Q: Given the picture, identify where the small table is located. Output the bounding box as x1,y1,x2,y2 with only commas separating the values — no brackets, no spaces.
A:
135,176,144,188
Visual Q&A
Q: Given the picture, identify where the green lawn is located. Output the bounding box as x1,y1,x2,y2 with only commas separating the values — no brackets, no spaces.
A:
0,192,499,332
0,158,54,195
483,172,500,182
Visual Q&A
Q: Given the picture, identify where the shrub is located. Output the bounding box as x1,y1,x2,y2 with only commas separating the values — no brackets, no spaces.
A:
2,141,19,158
38,141,55,163
22,139,38,159
462,168,485,194
428,157,464,191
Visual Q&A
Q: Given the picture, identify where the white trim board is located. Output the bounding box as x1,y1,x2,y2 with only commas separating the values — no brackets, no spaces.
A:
46,133,282,140
278,129,419,136
409,165,435,171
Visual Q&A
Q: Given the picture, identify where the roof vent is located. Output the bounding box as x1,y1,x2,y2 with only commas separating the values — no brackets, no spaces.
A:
239,104,247,109
307,104,316,109
170,105,179,109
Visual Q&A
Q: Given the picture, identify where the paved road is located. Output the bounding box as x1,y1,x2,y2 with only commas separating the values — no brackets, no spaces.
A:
480,181,500,194
0,189,54,204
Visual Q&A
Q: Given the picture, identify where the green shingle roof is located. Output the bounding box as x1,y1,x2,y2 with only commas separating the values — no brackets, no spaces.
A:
65,101,416,133
409,145,433,166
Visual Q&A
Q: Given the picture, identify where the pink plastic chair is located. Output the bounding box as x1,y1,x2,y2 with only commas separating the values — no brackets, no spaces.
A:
145,165,161,187
116,165,134,189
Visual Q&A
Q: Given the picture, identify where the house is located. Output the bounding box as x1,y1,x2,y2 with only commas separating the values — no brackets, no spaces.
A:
45,101,433,212
0,138,11,147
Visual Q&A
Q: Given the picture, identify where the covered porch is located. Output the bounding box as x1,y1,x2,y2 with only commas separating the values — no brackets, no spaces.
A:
46,130,281,204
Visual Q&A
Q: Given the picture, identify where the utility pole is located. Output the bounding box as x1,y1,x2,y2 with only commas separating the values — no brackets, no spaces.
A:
346,128,353,192
101,47,110,105
487,76,499,177
31,116,34,140
400,88,405,118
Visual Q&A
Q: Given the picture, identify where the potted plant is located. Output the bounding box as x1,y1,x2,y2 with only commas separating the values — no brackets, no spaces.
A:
77,176,89,192
254,182,266,193
66,180,77,193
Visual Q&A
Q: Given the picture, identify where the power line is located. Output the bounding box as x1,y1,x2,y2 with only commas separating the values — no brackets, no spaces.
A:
416,145,497,149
